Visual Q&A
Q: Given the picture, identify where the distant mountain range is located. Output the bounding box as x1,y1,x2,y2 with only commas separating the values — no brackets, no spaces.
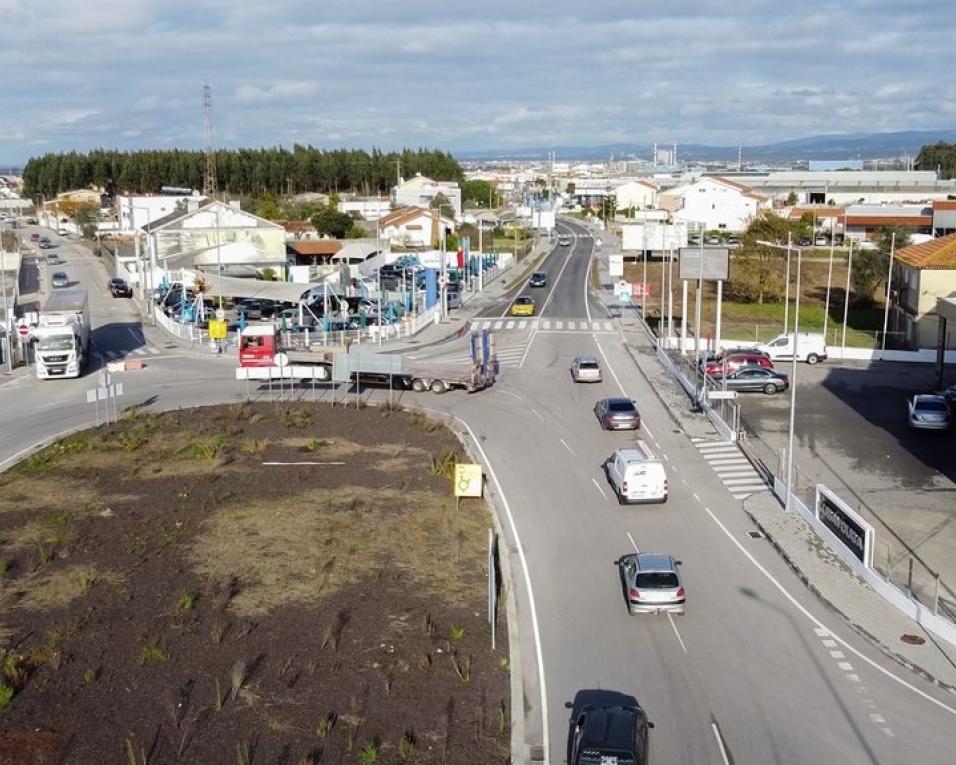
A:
455,129,956,163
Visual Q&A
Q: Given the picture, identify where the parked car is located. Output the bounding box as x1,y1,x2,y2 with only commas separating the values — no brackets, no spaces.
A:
107,277,133,297
323,319,357,332
712,367,789,394
943,384,956,407
726,236,741,247
705,236,721,245
46,253,62,265
39,241,53,250
528,271,548,288
594,397,640,430
569,703,653,765
756,332,828,364
50,271,69,289
511,295,536,316
704,352,774,377
570,355,602,383
797,236,812,247
616,552,685,615
276,307,317,329
814,236,828,246
605,443,667,504
235,298,280,320
58,228,70,236
908,394,950,431
30,233,40,243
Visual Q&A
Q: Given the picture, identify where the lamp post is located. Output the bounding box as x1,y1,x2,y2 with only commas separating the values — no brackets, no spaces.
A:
879,233,897,358
0,246,12,374
757,239,803,513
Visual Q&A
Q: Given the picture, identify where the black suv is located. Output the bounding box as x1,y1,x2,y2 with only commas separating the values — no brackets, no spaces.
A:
570,704,653,765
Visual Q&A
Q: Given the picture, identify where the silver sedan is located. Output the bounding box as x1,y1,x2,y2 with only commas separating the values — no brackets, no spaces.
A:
908,394,950,431
571,355,602,383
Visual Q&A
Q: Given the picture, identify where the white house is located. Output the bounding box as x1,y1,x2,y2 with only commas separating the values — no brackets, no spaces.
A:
377,206,454,249
338,196,391,221
392,174,462,216
116,192,206,234
614,180,658,211
660,176,769,232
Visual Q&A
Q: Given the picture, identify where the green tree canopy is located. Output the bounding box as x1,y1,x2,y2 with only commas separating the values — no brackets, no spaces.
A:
310,206,354,239
850,225,912,306
462,179,500,208
728,213,795,304
915,142,956,180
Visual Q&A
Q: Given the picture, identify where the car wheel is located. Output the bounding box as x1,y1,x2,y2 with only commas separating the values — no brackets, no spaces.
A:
806,353,819,365
763,383,779,395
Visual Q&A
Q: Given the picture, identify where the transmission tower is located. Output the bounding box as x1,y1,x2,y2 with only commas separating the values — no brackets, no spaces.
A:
203,82,217,196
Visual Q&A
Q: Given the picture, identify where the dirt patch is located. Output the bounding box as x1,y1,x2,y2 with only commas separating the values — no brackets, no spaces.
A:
0,403,509,764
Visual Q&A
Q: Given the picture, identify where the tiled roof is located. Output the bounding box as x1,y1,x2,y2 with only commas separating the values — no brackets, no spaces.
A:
707,175,767,201
286,240,342,256
788,207,846,221
895,233,956,270
378,206,431,227
932,200,956,211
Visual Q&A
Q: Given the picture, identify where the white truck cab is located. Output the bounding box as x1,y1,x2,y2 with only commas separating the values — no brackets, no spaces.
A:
605,442,668,505
757,332,828,365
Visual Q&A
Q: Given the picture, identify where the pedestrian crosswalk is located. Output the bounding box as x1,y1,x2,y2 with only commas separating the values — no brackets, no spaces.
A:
99,346,162,361
470,317,617,334
407,340,528,369
691,437,770,500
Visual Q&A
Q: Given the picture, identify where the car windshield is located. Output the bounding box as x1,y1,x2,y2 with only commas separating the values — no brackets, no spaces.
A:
516,298,532,305
608,401,635,412
578,751,635,765
916,400,948,413
38,336,75,351
635,572,679,589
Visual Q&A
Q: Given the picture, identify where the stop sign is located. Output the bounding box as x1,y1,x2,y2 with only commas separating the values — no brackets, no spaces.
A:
16,321,30,337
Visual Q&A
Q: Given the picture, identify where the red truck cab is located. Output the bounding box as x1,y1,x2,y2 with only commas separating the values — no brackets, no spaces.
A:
238,325,278,367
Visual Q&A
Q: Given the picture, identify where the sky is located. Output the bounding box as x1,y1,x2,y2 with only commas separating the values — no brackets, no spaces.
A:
1,0,954,165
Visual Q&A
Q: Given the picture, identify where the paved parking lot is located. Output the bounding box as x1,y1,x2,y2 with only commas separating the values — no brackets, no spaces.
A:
737,358,956,618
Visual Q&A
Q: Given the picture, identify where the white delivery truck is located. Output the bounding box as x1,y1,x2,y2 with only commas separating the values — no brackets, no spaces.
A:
757,332,828,365
34,288,91,379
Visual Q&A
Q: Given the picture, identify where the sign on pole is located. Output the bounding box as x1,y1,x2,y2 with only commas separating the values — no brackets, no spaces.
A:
608,254,624,278
631,282,650,298
679,248,730,281
16,320,29,337
208,319,228,339
615,280,632,302
454,463,483,498
707,390,738,400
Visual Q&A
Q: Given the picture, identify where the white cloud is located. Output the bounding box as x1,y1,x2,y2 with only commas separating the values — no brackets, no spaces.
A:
233,81,319,105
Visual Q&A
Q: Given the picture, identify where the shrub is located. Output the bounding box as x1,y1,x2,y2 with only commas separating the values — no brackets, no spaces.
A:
358,740,381,764
137,639,169,665
178,591,197,611
0,681,14,709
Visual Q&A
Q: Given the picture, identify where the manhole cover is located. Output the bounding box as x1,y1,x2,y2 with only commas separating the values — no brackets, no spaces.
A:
528,744,546,761
900,634,926,645
748,531,763,539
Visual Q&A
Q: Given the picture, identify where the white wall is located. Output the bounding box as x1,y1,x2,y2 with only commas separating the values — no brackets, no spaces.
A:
672,178,759,231
615,182,657,210
339,198,391,221
116,195,203,233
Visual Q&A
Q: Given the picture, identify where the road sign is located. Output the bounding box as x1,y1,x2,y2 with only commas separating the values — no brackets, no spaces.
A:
707,390,738,400
632,282,650,298
454,463,483,498
16,320,29,337
215,307,226,321
208,319,228,340
609,254,624,278
615,280,631,303
679,248,730,281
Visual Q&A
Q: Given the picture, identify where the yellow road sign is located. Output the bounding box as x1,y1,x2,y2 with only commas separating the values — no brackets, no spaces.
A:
208,319,228,339
454,463,483,498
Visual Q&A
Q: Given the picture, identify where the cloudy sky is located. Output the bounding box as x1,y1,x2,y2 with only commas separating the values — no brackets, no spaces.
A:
1,0,953,164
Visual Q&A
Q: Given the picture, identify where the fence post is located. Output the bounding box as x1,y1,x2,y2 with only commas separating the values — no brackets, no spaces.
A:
907,557,914,594
934,575,940,615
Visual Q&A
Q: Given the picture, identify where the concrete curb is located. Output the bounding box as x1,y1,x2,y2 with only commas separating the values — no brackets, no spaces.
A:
742,500,956,694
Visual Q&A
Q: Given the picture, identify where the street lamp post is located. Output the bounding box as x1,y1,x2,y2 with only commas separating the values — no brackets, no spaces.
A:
757,239,803,513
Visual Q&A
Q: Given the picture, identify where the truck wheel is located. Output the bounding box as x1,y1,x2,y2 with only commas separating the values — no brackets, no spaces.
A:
411,378,426,392
806,353,819,365
430,380,447,394
316,365,331,381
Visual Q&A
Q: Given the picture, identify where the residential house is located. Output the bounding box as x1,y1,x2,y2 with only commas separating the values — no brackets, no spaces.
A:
932,200,956,237
614,180,658,212
338,196,391,221
891,233,956,349
660,176,770,232
116,193,206,234
377,207,454,249
392,174,462,216
843,204,933,245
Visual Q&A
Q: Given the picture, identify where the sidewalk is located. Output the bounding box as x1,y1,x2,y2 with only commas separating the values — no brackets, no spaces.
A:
592,233,956,691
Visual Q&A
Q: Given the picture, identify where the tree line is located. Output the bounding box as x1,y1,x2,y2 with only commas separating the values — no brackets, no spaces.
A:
915,142,956,180
21,146,464,200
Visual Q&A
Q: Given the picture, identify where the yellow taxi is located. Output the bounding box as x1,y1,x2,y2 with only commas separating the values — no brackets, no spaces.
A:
511,295,536,316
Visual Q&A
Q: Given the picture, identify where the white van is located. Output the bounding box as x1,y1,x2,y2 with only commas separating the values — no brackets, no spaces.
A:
757,332,828,364
604,442,668,505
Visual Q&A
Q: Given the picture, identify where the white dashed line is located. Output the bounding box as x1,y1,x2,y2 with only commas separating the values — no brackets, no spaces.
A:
559,438,575,455
591,478,607,499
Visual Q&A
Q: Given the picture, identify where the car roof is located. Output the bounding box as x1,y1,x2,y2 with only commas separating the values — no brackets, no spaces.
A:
634,552,677,571
580,705,641,752
613,444,657,464
516,295,534,302
576,355,599,364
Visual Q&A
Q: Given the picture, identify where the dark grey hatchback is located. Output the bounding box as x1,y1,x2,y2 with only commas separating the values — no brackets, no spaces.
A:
595,398,641,430
570,703,653,765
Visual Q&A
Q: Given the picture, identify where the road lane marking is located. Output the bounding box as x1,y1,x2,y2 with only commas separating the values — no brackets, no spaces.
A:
642,422,655,439
495,389,524,401
530,408,543,420
505,320,515,329
591,478,607,499
703,504,956,718
693,493,701,502
667,613,688,654
711,722,732,765
559,438,575,455
627,532,640,553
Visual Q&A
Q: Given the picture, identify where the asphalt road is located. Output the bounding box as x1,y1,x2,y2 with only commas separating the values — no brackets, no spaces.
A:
397,220,956,763
3,224,956,763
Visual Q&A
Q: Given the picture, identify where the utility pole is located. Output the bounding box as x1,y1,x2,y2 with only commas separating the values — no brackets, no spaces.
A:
203,82,217,197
